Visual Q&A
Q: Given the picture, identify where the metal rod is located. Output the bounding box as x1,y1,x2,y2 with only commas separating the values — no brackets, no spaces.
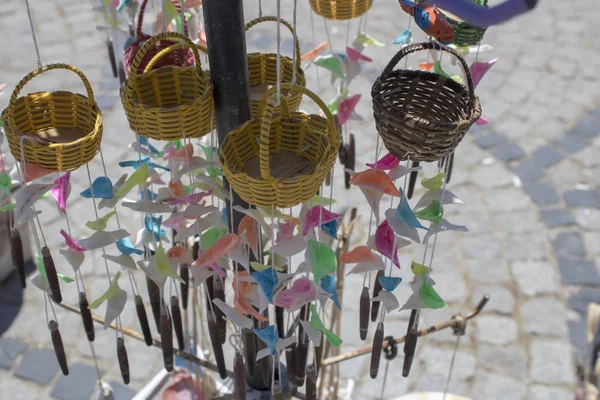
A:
320,296,490,366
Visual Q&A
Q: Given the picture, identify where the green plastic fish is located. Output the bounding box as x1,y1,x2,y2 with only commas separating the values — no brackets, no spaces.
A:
421,173,446,190
35,254,73,283
0,173,11,196
314,55,346,80
418,281,447,309
201,227,228,251
410,261,430,275
0,203,16,212
250,261,285,273
114,163,148,198
155,245,184,284
308,239,337,283
89,271,123,309
206,166,223,177
306,194,338,208
434,61,463,84
327,87,349,114
414,201,444,224
86,211,117,231
355,32,385,47
310,304,343,346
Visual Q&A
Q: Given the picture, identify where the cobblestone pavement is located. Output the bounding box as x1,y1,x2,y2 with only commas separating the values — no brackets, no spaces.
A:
1,0,599,399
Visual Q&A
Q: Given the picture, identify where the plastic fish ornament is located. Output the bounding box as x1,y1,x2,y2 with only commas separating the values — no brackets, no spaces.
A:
314,54,346,80
399,0,454,44
392,28,412,45
352,32,385,52
302,41,328,63
88,271,128,329
470,58,498,89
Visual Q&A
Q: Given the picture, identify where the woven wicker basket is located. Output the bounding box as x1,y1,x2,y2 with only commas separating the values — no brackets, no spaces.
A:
309,0,373,20
221,84,340,208
124,0,194,74
371,42,482,162
120,32,214,141
245,17,306,117
440,0,488,46
2,64,103,172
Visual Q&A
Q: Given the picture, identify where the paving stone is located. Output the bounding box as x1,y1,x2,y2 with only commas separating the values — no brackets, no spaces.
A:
523,181,560,205
495,117,530,141
568,319,587,350
474,131,506,149
512,159,545,183
530,339,575,385
541,208,576,228
471,285,514,315
423,306,469,344
418,346,477,380
95,95,119,111
51,363,100,400
431,268,467,304
0,338,28,370
466,259,511,284
528,385,573,400
414,373,470,398
503,234,548,261
491,143,526,162
14,348,60,385
567,288,600,315
475,315,518,345
477,345,527,380
574,208,600,230
473,371,526,400
0,379,44,400
553,232,587,258
558,257,600,285
469,163,515,189
554,135,589,153
564,189,600,208
510,261,558,296
520,298,568,338
531,146,564,168
461,235,501,260
571,116,600,138
107,381,136,400
484,186,534,212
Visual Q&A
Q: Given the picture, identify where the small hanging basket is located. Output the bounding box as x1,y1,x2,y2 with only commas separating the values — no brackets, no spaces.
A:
221,84,340,208
245,16,306,117
440,0,488,47
371,42,482,162
309,0,373,20
120,32,214,141
2,64,103,172
123,0,193,74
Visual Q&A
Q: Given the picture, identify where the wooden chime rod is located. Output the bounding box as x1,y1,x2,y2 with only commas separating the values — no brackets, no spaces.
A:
57,302,233,378
320,295,490,367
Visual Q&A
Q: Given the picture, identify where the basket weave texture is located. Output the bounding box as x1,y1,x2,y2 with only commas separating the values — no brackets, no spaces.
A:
309,0,373,20
440,0,488,46
123,0,194,74
371,42,482,162
120,32,214,141
221,84,340,208
2,64,103,172
245,16,306,117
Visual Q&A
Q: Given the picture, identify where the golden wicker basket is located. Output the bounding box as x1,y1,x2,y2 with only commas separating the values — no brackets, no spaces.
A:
120,32,214,141
221,84,340,208
309,0,373,20
245,16,306,117
1,64,103,172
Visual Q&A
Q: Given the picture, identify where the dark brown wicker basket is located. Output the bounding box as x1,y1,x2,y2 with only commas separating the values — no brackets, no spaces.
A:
371,42,482,162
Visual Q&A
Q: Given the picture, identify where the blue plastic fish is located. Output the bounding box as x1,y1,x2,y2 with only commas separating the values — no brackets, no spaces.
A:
392,28,412,45
119,156,170,172
138,137,161,156
144,215,166,241
378,276,403,292
116,0,133,12
116,237,143,256
253,325,278,355
397,188,428,230
123,36,137,50
320,275,341,309
321,219,338,239
140,188,158,201
251,268,279,303
221,207,228,226
80,177,113,199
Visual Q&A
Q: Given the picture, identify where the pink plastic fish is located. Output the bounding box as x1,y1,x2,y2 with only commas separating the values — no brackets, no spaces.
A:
163,143,194,161
60,229,85,252
50,172,71,214
337,94,361,126
302,206,343,236
167,245,193,264
192,233,240,268
23,163,53,182
276,220,297,243
340,245,377,264
346,46,373,63
238,215,259,257
162,215,186,231
0,83,6,92
169,180,187,198
366,153,400,170
274,277,317,309
168,190,212,206
349,169,401,196
162,370,205,400
375,221,400,268
470,58,498,89
476,116,488,125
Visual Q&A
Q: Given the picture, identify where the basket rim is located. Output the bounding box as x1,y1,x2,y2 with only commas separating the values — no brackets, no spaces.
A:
372,69,482,130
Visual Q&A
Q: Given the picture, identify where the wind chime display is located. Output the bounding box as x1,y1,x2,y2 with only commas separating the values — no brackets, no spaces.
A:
0,0,539,398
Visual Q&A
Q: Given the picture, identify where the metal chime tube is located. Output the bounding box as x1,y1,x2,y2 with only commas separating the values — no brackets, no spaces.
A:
49,320,68,375
371,270,384,322
170,296,185,351
359,287,370,340
10,228,26,289
79,292,95,342
234,352,247,400
159,308,174,372
134,294,153,346
207,310,227,379
180,263,189,310
212,276,227,345
370,322,384,379
117,337,130,384
42,246,62,304
305,364,318,400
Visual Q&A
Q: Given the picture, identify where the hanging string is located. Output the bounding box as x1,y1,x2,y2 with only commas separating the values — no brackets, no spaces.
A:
291,0,298,84
309,5,321,89
275,0,281,104
24,0,42,69
442,336,462,400
362,136,383,289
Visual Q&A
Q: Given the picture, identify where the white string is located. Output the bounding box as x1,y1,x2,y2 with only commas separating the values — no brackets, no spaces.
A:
309,7,321,89
24,0,42,69
362,136,383,289
442,336,461,400
276,0,281,105
291,0,298,84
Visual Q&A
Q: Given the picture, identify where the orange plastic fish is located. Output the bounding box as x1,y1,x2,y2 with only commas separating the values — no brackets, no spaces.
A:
184,0,202,9
238,215,259,257
164,143,194,162
169,180,187,198
198,26,207,47
232,270,268,322
301,41,328,62
192,233,240,268
167,245,193,264
419,62,434,71
349,169,401,197
23,163,53,182
340,245,378,264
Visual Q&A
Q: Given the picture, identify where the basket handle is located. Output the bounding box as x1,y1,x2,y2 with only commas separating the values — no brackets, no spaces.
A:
257,93,291,181
7,63,96,127
127,32,201,93
137,0,189,37
245,16,302,73
143,42,208,73
380,41,476,109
